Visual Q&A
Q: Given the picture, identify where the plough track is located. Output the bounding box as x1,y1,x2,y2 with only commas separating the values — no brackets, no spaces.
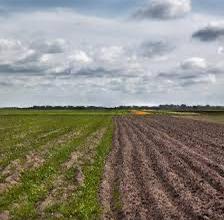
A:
101,116,224,220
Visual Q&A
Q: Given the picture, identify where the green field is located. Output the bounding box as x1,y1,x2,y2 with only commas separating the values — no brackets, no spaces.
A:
0,110,126,220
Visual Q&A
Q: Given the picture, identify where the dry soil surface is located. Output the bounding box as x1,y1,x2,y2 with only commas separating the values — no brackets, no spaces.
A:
100,116,224,220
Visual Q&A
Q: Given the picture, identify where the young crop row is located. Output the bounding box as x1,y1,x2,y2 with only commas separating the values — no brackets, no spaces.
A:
0,113,114,219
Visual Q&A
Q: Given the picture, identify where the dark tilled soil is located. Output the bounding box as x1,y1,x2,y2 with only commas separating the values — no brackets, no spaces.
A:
100,116,224,220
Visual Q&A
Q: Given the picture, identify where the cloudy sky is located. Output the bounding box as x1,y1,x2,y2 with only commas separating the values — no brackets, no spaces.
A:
0,0,224,107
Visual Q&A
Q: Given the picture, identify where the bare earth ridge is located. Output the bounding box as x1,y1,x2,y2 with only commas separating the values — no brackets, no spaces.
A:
100,116,224,220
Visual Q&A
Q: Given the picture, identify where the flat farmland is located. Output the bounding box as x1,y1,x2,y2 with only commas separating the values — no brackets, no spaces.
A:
101,116,224,220
1,110,224,220
0,110,116,219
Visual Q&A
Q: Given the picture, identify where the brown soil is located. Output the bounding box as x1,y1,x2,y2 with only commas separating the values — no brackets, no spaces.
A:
100,116,224,220
0,211,9,220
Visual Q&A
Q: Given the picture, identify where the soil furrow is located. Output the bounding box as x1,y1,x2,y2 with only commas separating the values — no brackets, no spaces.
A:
123,119,186,220
100,116,224,220
143,117,224,163
118,119,148,219
123,120,165,220
125,119,205,219
127,119,222,219
134,118,224,182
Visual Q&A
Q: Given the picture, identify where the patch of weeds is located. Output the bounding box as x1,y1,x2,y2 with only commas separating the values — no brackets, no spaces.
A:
44,202,61,215
65,166,78,182
11,201,37,220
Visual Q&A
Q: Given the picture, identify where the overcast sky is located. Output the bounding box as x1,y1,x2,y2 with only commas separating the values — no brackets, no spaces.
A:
0,0,224,107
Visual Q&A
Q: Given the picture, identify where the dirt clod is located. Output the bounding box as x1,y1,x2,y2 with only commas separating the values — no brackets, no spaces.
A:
0,211,10,220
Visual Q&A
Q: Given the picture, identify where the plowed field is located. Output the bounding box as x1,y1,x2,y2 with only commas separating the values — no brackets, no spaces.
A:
101,116,224,220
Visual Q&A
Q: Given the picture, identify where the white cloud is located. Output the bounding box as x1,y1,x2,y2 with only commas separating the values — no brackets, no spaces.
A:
99,46,124,63
0,39,22,51
134,0,191,20
181,57,207,69
157,56,221,88
218,46,224,54
69,51,93,64
31,38,67,54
